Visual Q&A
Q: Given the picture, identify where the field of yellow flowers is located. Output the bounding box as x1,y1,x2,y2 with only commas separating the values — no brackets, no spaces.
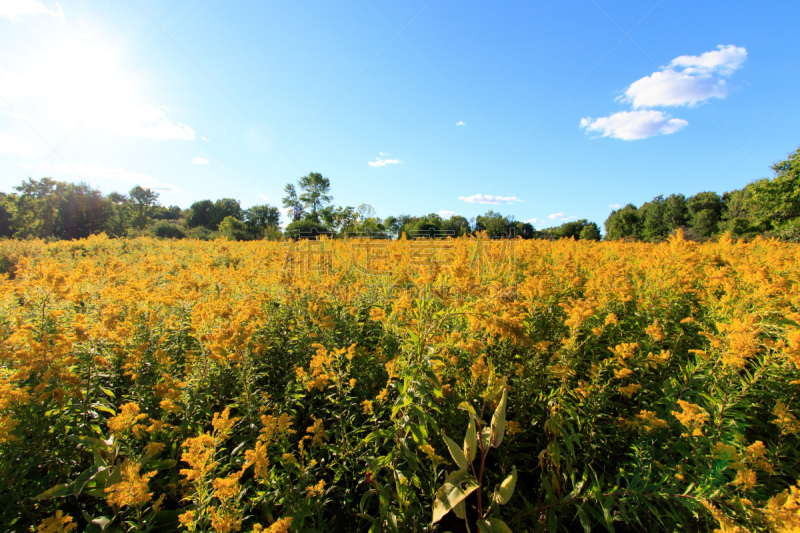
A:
2,232,800,533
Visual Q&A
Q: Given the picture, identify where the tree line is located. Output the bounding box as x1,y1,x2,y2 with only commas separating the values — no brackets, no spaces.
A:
604,146,800,242
1,145,797,242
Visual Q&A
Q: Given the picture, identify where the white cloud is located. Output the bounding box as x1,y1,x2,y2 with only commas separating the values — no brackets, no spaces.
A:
668,45,747,76
48,160,181,192
621,45,746,108
525,218,546,225
609,203,621,209
580,110,688,141
202,136,210,142
456,121,465,126
368,157,400,167
149,183,182,193
93,103,194,140
192,157,208,164
379,151,390,156
0,0,63,20
0,130,36,157
438,210,459,219
548,213,576,221
458,194,522,205
257,194,268,201
52,161,157,183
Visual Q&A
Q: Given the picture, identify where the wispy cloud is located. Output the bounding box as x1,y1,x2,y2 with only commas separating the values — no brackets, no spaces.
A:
0,0,63,20
580,110,688,141
368,156,400,167
257,194,268,201
525,218,546,225
379,151,390,156
192,157,208,164
609,203,621,209
0,130,36,157
458,194,522,205
548,213,576,221
201,136,210,142
456,121,465,126
48,161,181,192
438,210,459,219
622,45,747,108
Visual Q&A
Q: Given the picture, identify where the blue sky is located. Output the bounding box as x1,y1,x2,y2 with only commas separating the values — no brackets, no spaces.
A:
1,0,798,229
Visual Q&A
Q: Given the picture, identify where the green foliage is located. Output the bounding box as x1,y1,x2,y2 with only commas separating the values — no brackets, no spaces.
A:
152,222,186,239
128,186,160,230
284,218,331,238
747,146,800,239
219,216,254,241
12,178,113,240
604,204,642,241
578,223,601,241
244,204,281,233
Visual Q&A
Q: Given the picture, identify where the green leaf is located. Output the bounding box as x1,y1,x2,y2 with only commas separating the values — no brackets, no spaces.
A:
576,507,591,533
464,417,477,463
458,402,476,416
477,520,493,533
145,459,177,471
74,466,106,496
490,389,507,448
69,435,110,453
454,500,466,520
442,431,468,471
432,470,480,524
32,483,73,500
548,508,557,533
496,466,517,505
485,518,513,533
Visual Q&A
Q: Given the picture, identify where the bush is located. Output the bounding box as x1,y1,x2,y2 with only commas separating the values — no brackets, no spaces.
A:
152,221,185,239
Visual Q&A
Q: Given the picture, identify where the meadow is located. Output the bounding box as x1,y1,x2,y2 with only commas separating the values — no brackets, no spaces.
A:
1,231,799,533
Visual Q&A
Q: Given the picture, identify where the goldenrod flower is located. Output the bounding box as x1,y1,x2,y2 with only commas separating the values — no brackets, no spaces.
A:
37,511,77,533
105,461,156,509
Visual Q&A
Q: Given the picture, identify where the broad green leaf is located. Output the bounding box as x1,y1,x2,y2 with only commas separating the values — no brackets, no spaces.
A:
33,483,73,500
69,435,110,453
458,402,476,416
442,431,468,471
454,500,466,520
74,466,106,496
464,418,477,463
496,466,517,505
485,518,513,533
432,470,480,524
490,389,507,448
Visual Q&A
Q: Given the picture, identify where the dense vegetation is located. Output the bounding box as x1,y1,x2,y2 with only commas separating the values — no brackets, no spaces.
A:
604,146,800,242
1,233,800,532
2,146,796,245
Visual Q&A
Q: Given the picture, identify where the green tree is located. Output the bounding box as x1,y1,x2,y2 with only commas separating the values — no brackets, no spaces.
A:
0,193,16,238
746,146,800,239
187,200,215,229
128,186,160,230
687,191,724,238
640,196,666,242
283,172,332,223
245,204,281,233
12,178,62,238
55,182,112,239
604,204,642,241
444,215,472,237
579,222,601,241
218,216,252,241
213,198,243,223
475,210,511,237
